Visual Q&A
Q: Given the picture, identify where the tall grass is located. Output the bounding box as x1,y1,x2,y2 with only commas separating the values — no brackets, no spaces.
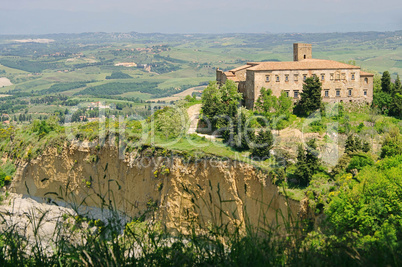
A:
0,171,400,266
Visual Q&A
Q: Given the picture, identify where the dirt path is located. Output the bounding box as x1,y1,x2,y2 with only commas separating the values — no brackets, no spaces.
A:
186,104,218,140
187,104,202,134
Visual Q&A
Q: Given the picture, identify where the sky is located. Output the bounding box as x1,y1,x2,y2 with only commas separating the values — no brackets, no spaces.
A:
0,0,401,35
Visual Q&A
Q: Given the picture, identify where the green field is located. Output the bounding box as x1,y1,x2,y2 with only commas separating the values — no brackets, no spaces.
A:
0,31,400,119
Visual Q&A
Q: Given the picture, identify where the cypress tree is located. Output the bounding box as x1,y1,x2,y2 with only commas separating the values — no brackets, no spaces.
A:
294,139,320,186
395,75,402,94
294,76,322,117
251,129,274,159
381,71,392,94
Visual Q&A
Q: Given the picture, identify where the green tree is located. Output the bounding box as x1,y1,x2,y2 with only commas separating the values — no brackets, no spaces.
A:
294,139,320,186
395,74,401,94
381,127,402,158
293,76,322,117
255,88,293,130
373,91,392,114
373,74,382,93
255,88,278,118
389,75,402,117
251,128,274,159
381,71,392,94
326,155,402,257
156,106,187,140
345,134,370,154
201,80,242,130
222,108,255,151
277,90,293,117
346,153,374,172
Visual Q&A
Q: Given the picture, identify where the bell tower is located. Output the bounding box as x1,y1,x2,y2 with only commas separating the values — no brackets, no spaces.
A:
293,43,312,61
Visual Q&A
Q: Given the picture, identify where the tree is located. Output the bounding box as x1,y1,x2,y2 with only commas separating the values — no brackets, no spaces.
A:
346,153,374,172
201,80,242,130
381,71,392,94
395,74,401,94
222,107,255,151
293,76,322,117
294,139,320,186
373,91,392,113
255,88,278,119
381,127,402,158
251,129,274,159
326,155,402,254
389,75,402,117
255,89,293,130
277,91,293,118
345,134,370,154
156,106,187,140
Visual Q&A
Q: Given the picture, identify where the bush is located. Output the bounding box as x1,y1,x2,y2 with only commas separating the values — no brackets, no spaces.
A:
346,153,374,172
381,127,402,158
326,155,402,263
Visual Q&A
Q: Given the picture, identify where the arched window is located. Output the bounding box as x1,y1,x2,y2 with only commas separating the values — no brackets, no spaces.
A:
364,78,368,84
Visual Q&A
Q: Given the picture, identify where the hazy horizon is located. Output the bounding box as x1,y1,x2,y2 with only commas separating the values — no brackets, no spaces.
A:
0,0,401,35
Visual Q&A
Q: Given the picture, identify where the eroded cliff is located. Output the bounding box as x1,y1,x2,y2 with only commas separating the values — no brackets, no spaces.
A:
11,143,301,231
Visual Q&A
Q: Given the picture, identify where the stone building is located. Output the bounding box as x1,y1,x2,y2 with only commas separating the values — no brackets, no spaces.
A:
216,43,374,109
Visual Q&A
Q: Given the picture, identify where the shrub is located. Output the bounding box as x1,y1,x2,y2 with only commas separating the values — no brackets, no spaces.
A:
326,155,402,262
346,153,374,172
381,127,402,158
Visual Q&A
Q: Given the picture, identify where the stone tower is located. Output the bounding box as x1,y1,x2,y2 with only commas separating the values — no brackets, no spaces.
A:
293,43,312,61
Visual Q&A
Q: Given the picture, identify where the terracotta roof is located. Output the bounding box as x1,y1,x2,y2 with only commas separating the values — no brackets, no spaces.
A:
224,71,235,77
227,76,240,82
230,64,253,72
245,59,360,71
360,71,374,76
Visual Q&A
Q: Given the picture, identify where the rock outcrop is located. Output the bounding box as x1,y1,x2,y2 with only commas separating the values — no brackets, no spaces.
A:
11,143,301,231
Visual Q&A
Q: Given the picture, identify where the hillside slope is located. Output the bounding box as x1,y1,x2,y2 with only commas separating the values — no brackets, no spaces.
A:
10,143,301,231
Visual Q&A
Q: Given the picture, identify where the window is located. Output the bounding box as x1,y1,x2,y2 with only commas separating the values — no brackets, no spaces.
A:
330,73,334,81
324,90,329,97
266,75,270,82
336,72,340,80
364,90,367,96
294,74,299,81
351,73,355,80
303,74,307,81
348,88,352,96
321,74,325,81
285,90,289,97
276,75,280,82
364,78,368,84
294,90,299,98
336,90,341,97
285,75,289,82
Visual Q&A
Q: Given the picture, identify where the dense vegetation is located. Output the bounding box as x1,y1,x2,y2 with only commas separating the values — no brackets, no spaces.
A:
38,82,89,95
373,71,402,117
105,71,132,79
0,58,62,73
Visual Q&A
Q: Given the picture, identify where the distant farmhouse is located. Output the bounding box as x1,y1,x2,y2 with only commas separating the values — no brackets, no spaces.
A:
216,43,374,109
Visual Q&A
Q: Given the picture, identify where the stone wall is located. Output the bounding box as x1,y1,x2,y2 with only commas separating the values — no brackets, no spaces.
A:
247,69,373,108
